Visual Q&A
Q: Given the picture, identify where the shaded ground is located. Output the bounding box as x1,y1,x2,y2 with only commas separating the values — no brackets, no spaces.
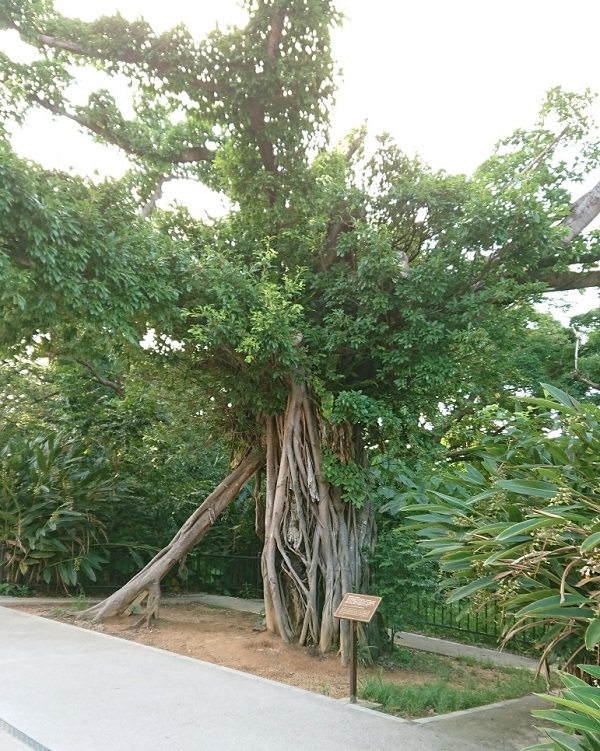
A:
10,600,536,709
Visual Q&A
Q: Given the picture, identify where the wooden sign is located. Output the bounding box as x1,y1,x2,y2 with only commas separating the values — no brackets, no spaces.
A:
334,593,382,623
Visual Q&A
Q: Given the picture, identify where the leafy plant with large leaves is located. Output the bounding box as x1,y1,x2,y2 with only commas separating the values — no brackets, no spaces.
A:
0,431,119,589
396,385,600,671
524,665,600,751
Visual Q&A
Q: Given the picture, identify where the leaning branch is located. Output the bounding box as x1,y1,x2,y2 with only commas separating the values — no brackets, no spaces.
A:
28,95,214,165
533,269,600,291
560,178,600,247
572,371,600,391
72,358,125,397
140,175,168,218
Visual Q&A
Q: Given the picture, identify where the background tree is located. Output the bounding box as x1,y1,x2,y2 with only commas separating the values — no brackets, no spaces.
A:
2,0,600,662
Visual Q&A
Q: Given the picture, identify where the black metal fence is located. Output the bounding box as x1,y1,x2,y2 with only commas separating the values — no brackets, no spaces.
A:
181,553,263,599
0,546,544,650
402,594,545,648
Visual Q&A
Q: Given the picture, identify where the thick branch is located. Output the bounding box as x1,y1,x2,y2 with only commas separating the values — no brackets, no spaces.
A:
572,371,600,391
560,178,600,246
534,269,600,291
477,178,600,292
266,7,286,59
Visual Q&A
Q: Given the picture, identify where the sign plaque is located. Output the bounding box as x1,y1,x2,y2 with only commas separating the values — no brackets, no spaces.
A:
334,592,382,704
334,593,382,623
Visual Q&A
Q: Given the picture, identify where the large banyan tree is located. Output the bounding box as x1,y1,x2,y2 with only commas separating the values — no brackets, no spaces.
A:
2,0,600,662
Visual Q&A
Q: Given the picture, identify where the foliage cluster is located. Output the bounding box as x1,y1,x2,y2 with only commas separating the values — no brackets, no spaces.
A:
526,665,600,751
393,386,600,672
0,430,115,589
0,353,259,590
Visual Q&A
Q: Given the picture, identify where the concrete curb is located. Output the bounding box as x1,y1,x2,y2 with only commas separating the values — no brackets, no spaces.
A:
395,631,540,671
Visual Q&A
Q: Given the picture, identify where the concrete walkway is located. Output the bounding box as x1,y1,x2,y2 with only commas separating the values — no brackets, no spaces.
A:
0,604,550,751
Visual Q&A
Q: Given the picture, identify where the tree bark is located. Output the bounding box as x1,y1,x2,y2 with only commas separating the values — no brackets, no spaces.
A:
261,380,376,666
560,179,600,247
78,452,263,624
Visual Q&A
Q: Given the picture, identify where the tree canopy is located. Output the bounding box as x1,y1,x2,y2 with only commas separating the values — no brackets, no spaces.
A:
2,0,600,661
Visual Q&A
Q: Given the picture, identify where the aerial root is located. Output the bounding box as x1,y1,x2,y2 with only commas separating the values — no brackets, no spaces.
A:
127,581,162,629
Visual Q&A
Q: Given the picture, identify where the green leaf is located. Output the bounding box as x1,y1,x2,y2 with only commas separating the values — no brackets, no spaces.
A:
581,532,600,554
532,709,600,735
543,728,586,751
541,383,581,411
496,479,558,498
580,665,600,681
496,516,559,540
516,592,594,618
585,619,600,651
446,574,497,603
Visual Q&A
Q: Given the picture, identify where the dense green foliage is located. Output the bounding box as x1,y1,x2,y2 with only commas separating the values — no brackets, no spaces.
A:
0,353,246,588
1,0,599,456
0,430,116,588
369,524,439,639
395,386,600,669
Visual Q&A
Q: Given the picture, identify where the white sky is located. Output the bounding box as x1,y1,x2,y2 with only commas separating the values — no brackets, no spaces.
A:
3,0,600,317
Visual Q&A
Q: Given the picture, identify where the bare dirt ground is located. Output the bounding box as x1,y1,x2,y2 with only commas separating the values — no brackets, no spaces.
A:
11,600,430,699
8,600,522,706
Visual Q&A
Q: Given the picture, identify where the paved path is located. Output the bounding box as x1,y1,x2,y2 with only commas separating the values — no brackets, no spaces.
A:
0,605,549,751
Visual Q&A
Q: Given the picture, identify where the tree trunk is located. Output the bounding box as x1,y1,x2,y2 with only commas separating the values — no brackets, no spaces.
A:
78,452,263,624
78,382,376,667
261,380,376,666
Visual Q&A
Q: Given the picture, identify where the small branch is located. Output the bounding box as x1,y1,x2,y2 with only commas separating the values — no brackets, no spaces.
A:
28,94,214,165
573,327,580,373
73,358,125,397
572,371,600,391
520,126,570,180
140,175,167,218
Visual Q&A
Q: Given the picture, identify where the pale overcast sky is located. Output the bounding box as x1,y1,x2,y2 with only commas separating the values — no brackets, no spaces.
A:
3,0,600,316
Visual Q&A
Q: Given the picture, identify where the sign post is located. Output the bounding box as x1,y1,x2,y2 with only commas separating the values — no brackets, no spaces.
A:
334,593,382,704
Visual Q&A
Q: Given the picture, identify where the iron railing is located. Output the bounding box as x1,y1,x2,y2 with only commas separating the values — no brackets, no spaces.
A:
401,594,545,647
182,553,263,599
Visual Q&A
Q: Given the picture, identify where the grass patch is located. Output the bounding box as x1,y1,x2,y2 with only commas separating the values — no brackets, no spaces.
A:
360,646,551,718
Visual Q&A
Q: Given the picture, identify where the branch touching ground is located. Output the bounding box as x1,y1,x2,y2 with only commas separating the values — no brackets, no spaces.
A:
77,452,263,624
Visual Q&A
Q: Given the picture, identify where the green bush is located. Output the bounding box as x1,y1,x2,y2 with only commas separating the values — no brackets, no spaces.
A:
369,524,439,642
0,431,118,590
396,385,600,670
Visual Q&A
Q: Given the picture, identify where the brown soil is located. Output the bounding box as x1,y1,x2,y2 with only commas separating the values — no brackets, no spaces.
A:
11,600,432,699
